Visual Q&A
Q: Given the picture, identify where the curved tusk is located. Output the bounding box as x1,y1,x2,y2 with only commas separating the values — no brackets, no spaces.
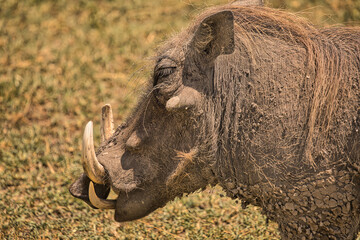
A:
89,181,117,209
107,187,119,200
82,121,106,184
101,104,114,143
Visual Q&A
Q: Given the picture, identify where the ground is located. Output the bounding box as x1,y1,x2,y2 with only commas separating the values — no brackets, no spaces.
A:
0,0,359,239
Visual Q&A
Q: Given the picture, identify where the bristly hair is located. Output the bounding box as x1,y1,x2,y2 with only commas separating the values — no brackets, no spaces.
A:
155,4,359,183
193,5,359,169
166,148,198,187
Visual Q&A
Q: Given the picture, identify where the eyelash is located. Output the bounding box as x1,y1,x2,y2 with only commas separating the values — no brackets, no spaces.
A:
154,67,176,85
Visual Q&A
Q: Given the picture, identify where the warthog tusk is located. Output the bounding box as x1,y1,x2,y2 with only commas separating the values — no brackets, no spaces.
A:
89,182,117,209
101,104,114,143
82,121,106,184
107,187,119,200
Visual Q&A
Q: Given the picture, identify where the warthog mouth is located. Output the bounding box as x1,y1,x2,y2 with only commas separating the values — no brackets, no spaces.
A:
69,172,114,209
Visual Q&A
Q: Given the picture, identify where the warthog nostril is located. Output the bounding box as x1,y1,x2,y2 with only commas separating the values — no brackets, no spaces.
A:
125,131,142,150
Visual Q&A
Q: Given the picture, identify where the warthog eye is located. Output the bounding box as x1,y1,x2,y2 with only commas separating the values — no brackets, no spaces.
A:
154,57,177,86
153,66,176,86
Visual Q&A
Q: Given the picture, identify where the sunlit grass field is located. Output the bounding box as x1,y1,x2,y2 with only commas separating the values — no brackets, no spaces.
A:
1,0,359,239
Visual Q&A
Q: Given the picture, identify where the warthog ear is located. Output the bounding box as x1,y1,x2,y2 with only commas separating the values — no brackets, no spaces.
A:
166,87,202,111
191,10,235,60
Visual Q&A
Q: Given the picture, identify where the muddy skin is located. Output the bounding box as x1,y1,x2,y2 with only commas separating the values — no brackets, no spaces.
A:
70,1,360,239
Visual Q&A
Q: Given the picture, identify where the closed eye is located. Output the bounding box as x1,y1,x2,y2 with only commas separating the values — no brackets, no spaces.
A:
153,66,176,86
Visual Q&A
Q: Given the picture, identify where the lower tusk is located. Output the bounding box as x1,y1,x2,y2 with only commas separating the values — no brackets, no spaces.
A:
89,182,117,209
107,187,119,200
101,104,114,143
82,121,106,184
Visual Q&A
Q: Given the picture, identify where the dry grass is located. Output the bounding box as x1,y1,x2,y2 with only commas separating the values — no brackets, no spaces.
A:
0,0,359,239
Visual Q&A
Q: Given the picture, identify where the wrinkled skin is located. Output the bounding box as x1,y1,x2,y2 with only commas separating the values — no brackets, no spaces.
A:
70,1,360,239
69,9,232,221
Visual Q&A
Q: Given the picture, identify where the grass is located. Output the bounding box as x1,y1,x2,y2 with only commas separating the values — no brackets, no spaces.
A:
0,0,359,239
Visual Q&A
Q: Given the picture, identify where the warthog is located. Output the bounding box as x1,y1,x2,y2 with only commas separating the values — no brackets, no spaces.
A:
70,0,360,238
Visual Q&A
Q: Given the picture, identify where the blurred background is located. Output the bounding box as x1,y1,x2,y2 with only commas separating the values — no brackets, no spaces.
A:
0,0,359,239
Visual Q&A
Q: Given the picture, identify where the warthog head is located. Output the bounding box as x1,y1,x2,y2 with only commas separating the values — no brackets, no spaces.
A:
69,9,236,221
